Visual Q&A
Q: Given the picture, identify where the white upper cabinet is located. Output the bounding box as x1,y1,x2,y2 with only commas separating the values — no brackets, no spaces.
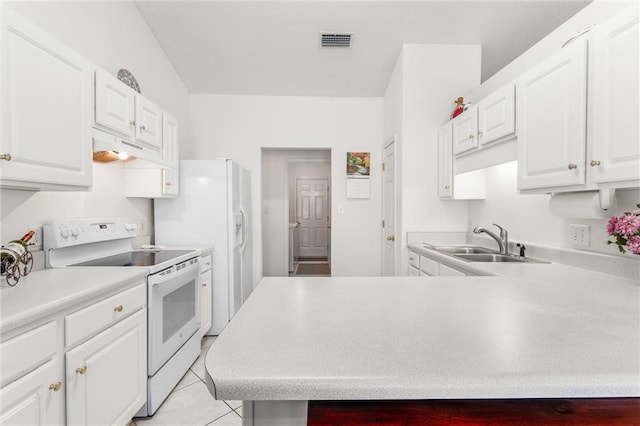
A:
517,5,639,193
477,84,516,146
1,9,92,191
94,71,136,138
438,121,486,200
589,6,639,185
438,121,454,198
452,108,478,155
517,38,588,190
94,69,163,156
135,96,163,150
162,112,179,168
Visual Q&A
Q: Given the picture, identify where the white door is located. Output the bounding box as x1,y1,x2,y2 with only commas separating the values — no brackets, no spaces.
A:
65,310,146,426
382,140,396,276
590,5,639,184
297,179,329,259
517,38,587,190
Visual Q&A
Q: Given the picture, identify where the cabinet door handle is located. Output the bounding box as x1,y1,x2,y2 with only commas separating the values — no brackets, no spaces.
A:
590,160,601,167
139,125,146,132
202,282,207,287
75,366,87,375
114,305,124,312
0,153,12,161
477,131,483,137
567,163,578,170
129,120,136,126
165,181,173,186
386,236,395,241
49,381,62,391
468,134,474,140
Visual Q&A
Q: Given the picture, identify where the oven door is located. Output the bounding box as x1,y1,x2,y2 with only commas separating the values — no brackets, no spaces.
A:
147,257,200,375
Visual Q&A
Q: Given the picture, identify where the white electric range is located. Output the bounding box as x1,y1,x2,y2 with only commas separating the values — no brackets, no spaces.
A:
44,218,201,416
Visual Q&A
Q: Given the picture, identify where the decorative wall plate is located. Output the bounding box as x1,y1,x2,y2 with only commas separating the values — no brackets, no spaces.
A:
117,69,141,93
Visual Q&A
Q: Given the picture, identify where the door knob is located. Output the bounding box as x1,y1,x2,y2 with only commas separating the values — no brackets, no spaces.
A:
49,382,62,391
76,366,87,375
567,163,578,170
0,153,11,161
590,160,601,166
386,236,395,241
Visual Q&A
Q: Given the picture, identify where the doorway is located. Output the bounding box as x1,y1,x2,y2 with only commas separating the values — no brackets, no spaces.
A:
260,148,331,277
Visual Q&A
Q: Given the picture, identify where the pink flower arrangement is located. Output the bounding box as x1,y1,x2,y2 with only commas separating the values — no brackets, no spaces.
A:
606,204,640,254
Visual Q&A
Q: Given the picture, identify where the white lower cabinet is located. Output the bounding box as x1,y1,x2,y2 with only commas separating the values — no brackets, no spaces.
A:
0,282,147,426
65,309,146,426
439,264,467,277
0,320,64,426
200,254,213,337
0,358,64,426
408,250,469,277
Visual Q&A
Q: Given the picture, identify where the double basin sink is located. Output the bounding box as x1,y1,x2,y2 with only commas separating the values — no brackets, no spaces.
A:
428,245,548,263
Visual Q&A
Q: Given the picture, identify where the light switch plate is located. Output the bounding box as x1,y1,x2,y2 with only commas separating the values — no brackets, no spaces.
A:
569,224,590,246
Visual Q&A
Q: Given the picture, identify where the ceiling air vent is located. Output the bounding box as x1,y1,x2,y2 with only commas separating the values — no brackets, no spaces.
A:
320,32,352,48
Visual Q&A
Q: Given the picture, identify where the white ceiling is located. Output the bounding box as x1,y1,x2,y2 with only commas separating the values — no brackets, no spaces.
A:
134,1,591,97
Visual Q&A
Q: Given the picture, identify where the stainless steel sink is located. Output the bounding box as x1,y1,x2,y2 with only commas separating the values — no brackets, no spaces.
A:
431,246,497,255
454,253,549,263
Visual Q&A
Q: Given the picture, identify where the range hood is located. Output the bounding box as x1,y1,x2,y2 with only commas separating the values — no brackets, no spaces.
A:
92,128,161,164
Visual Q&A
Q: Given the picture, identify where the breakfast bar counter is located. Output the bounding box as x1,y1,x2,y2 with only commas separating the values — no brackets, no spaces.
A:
204,276,639,424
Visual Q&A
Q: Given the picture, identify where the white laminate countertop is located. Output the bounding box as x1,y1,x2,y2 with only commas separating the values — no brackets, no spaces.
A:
205,275,639,401
0,268,148,335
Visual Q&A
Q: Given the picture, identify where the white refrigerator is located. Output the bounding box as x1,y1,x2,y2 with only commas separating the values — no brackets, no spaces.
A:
154,159,253,335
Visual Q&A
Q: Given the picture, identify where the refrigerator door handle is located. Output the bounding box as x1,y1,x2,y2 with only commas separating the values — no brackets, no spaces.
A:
239,208,248,253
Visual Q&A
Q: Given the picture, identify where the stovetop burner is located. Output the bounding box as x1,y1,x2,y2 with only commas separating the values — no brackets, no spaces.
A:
70,250,195,268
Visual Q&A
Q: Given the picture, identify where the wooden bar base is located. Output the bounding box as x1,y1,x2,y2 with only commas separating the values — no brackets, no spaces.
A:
308,398,640,425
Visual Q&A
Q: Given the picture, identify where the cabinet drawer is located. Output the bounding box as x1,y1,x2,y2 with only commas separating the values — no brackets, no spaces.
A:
408,265,419,277
419,256,438,276
408,251,419,269
200,254,212,272
0,321,58,387
439,264,467,277
65,283,146,348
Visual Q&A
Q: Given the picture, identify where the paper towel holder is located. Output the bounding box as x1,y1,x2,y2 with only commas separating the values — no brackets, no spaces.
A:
599,188,616,210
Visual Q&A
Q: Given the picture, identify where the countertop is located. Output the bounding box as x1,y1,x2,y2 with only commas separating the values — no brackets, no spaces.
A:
205,275,639,401
0,268,148,335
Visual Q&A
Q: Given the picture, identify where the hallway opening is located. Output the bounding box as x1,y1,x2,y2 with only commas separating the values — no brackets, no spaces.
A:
261,148,332,277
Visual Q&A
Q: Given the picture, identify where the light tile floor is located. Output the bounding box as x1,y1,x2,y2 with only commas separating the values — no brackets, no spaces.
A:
134,336,243,426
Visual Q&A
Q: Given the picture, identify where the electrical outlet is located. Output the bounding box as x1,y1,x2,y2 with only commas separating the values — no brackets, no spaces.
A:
27,225,43,250
569,224,590,246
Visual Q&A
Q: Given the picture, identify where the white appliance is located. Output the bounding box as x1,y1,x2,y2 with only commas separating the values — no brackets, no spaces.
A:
155,159,253,335
43,218,201,417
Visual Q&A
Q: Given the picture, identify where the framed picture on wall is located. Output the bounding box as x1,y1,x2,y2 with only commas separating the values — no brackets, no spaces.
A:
346,152,370,198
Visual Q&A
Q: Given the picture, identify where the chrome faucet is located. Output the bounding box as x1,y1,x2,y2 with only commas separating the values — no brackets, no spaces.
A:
473,223,509,254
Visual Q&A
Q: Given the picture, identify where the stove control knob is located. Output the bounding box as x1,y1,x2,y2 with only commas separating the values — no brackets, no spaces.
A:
125,223,137,232
71,227,80,238
60,228,69,239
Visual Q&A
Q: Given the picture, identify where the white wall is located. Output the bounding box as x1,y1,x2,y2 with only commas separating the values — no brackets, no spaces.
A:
1,2,190,244
384,44,481,274
188,95,383,281
261,149,331,277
